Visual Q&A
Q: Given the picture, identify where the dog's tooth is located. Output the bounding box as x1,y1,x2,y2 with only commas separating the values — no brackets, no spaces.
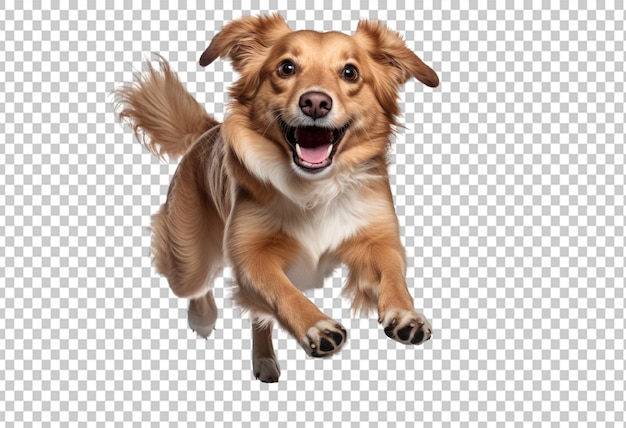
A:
327,144,333,158
296,144,303,159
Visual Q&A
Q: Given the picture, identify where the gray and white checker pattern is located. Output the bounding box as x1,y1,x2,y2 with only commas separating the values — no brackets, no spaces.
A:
1,0,624,426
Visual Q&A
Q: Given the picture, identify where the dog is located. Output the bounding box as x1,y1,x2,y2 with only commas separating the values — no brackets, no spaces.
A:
116,13,439,382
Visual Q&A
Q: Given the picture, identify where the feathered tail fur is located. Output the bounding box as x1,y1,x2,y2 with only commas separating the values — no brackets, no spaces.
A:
114,57,229,331
115,56,218,159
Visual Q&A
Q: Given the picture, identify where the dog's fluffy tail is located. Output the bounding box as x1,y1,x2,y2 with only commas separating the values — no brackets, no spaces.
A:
115,57,218,160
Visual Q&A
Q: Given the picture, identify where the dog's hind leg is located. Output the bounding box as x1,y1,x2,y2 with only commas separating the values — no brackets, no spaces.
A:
150,132,229,338
188,290,218,338
189,291,218,338
251,317,281,383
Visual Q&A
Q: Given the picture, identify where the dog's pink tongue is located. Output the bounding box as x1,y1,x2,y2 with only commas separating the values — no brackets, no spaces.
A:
300,145,332,164
296,127,332,164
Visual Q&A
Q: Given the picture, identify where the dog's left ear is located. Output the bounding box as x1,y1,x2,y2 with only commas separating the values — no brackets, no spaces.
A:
354,20,439,88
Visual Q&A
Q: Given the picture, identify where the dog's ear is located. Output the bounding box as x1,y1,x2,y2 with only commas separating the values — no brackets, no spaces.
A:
354,20,439,88
199,13,291,70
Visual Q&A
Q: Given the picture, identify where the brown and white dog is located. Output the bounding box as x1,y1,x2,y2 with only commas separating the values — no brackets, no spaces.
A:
116,14,438,382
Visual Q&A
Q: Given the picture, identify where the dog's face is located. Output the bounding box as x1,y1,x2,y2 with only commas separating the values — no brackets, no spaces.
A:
201,14,438,179
262,30,370,174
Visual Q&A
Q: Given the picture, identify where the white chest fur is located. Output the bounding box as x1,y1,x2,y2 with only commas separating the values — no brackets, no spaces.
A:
281,186,376,291
227,117,389,290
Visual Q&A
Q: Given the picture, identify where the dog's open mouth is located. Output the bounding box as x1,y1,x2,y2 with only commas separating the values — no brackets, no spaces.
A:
281,121,350,172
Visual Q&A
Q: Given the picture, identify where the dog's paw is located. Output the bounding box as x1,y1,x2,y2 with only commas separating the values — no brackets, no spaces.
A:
299,319,347,358
253,356,281,383
379,309,432,345
189,321,216,339
188,295,217,339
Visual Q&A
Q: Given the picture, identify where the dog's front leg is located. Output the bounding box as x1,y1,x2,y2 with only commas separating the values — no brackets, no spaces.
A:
227,211,347,359
339,223,432,345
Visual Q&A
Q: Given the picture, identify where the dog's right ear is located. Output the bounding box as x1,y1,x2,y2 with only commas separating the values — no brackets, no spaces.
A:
199,13,291,70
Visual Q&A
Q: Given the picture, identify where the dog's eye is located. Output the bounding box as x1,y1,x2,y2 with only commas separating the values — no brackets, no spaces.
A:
341,65,359,82
277,60,296,78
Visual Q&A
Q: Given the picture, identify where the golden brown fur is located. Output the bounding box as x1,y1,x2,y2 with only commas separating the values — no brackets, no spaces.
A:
115,14,438,382
117,58,219,159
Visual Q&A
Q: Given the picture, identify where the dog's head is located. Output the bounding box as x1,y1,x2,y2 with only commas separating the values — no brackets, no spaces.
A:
200,14,438,179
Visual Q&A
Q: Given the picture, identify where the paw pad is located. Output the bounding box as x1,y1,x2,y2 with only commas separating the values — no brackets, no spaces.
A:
380,310,432,345
300,319,347,357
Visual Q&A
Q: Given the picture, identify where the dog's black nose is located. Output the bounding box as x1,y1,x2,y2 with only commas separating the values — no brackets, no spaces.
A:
299,92,332,119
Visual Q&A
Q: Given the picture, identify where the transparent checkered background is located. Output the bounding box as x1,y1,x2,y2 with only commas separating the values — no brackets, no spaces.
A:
1,0,625,426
